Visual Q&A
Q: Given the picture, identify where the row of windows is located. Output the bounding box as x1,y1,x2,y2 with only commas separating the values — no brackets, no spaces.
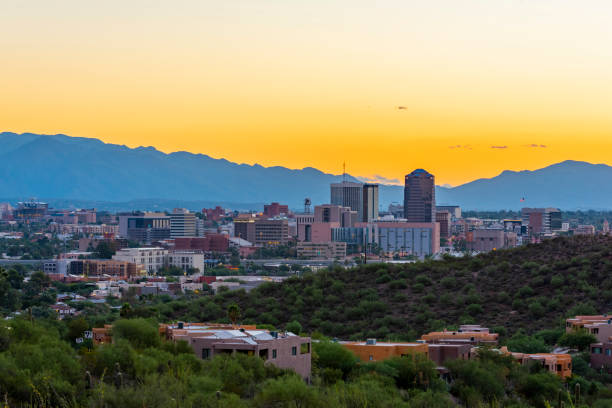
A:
592,347,612,356
201,344,309,360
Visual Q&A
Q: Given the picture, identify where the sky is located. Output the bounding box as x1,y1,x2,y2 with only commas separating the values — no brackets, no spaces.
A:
2,0,612,186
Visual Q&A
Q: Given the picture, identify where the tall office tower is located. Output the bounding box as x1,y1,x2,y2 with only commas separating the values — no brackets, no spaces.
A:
330,181,364,220
403,169,436,222
362,184,379,222
170,208,197,238
521,208,562,236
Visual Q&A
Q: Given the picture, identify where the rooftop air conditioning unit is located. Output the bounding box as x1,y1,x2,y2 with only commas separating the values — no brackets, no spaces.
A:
366,338,376,345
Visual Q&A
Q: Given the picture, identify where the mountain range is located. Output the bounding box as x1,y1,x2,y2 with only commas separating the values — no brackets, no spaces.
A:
1,132,611,211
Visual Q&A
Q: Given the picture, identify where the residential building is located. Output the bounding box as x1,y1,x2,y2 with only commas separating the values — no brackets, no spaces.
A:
428,344,472,366
118,212,171,243
504,350,572,379
362,184,379,222
263,202,289,218
50,303,77,319
331,181,364,221
297,242,347,259
163,323,312,380
566,315,612,342
170,208,197,238
421,326,498,346
404,169,435,222
590,340,612,372
340,339,428,362
376,221,440,258
112,247,168,274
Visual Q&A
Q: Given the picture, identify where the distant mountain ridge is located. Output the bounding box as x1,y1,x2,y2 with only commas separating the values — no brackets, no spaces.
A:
1,132,611,210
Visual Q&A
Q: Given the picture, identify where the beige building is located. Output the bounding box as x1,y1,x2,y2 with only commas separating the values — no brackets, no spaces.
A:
297,241,346,259
113,247,168,274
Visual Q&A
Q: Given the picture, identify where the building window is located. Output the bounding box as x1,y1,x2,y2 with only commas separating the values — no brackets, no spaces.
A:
300,343,310,354
606,349,612,356
291,346,297,356
369,355,373,361
202,348,211,360
593,347,603,354
272,349,277,359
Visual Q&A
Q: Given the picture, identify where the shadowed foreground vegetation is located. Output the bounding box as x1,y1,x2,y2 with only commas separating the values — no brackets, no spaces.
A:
2,317,612,407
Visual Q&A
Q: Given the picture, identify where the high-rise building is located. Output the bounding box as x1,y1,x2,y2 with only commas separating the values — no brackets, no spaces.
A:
330,181,364,221
403,169,436,222
435,211,451,240
521,208,562,236
170,208,197,238
362,184,379,222
118,212,171,243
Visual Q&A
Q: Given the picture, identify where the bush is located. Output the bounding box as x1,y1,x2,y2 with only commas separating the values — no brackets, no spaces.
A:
559,331,597,351
112,319,160,349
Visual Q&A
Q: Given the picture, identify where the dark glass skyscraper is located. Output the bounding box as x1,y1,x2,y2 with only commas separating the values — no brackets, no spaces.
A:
403,169,435,222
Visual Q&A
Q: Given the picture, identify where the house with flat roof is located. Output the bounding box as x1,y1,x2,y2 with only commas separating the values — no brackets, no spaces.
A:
501,347,572,379
165,323,311,381
339,339,428,362
421,326,498,346
590,339,612,372
566,315,612,343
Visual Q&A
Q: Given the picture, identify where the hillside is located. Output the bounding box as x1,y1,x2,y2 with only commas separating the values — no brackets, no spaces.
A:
3,132,612,210
147,235,612,339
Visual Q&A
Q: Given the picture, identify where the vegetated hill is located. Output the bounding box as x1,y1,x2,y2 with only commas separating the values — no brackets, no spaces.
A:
153,235,612,340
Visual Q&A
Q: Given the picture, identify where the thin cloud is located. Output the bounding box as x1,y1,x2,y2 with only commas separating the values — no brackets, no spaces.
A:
449,144,472,150
491,145,508,149
397,106,408,110
357,175,402,185
525,144,547,148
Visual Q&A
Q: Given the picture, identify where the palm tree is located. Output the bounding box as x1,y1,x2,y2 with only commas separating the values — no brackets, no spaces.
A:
227,303,241,327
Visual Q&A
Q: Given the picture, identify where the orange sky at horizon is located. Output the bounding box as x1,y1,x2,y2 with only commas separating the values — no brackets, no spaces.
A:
2,0,612,187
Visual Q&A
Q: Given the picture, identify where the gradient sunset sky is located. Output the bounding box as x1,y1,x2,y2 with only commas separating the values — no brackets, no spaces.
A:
2,1,611,186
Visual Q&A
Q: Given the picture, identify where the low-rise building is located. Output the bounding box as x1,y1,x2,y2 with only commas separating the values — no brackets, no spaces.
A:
590,340,612,372
503,349,572,379
566,315,612,341
421,326,499,346
164,323,311,380
113,247,168,274
167,250,205,273
427,344,473,367
297,242,346,259
339,339,428,362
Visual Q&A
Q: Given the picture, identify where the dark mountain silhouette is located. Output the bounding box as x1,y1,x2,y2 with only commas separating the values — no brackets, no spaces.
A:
1,132,610,210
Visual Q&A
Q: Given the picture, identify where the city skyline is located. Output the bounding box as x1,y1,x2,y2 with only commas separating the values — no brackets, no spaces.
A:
2,1,612,186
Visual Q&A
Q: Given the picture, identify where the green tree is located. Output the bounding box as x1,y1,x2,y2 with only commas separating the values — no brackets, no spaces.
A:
227,303,241,326
254,375,320,408
559,331,597,351
286,320,302,335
